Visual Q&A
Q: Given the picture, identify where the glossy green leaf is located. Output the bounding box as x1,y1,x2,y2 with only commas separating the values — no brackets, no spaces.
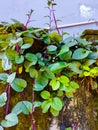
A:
59,51,72,61
0,73,8,81
58,45,69,56
88,52,98,59
33,73,48,91
12,101,32,115
21,101,32,115
69,61,82,74
57,91,64,97
25,53,37,64
29,68,38,78
7,72,16,84
21,43,32,49
44,68,55,79
59,75,69,84
47,45,57,52
1,54,12,71
48,62,67,72
70,81,79,89
64,86,73,92
15,55,24,64
50,108,59,116
34,101,42,108
41,101,51,113
11,78,27,92
65,91,74,98
6,48,18,61
50,79,60,90
41,90,50,99
72,48,89,60
0,92,7,107
1,113,18,127
51,97,63,111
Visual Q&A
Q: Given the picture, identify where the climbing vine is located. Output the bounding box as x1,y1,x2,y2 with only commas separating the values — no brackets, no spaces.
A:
0,1,98,130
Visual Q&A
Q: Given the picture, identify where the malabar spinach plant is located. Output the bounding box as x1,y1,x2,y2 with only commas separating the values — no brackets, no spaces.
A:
0,1,98,130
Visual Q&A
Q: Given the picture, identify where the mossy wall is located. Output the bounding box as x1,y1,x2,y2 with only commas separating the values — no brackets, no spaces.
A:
0,28,98,130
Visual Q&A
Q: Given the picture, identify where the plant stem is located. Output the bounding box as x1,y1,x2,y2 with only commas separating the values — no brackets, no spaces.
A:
30,79,36,130
50,0,60,34
25,9,33,28
5,84,11,115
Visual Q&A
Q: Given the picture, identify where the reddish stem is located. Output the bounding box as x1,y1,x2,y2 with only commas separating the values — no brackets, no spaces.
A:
25,10,33,28
50,1,60,34
5,84,11,115
30,79,36,130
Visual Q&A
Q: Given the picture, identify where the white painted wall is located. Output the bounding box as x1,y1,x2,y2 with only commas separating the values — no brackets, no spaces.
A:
0,0,98,34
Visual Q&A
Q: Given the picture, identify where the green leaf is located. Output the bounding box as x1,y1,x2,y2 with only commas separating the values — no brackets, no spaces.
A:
50,107,59,116
1,54,12,71
64,86,73,92
57,91,64,97
41,101,51,113
50,79,60,90
0,73,8,81
0,92,7,107
51,97,63,111
69,61,82,74
66,127,71,130
50,108,59,116
15,55,24,64
1,113,18,127
6,48,18,61
58,45,69,56
63,36,74,43
88,52,98,59
33,73,48,91
75,37,90,46
59,75,69,84
41,90,50,99
25,53,37,64
48,62,67,72
7,72,16,84
34,101,42,108
11,78,27,92
59,51,72,61
21,101,32,115
70,81,79,89
44,68,55,79
12,101,32,115
72,48,89,60
29,68,38,78
47,45,57,53
66,91,74,98
21,43,32,49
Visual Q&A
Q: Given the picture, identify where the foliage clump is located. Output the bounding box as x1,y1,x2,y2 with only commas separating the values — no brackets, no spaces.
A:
0,16,98,130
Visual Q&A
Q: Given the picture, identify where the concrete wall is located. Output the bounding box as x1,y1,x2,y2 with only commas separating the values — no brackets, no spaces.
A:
0,0,98,34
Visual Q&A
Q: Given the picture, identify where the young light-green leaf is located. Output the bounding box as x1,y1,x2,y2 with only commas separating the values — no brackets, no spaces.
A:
50,79,60,90
41,90,50,99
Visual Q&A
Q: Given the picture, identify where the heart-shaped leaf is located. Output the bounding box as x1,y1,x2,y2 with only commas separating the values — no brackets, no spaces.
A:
72,48,89,60
12,101,32,115
11,78,27,92
1,113,18,127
